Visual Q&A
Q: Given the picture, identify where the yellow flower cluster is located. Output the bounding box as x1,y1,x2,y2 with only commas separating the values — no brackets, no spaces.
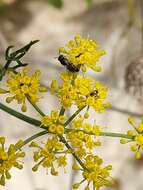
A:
59,35,106,72
0,137,25,186
74,76,109,111
51,73,109,112
29,136,67,175
41,110,65,135
120,117,143,159
67,116,113,190
1,68,47,112
66,116,101,158
0,36,113,190
73,154,113,190
48,36,112,190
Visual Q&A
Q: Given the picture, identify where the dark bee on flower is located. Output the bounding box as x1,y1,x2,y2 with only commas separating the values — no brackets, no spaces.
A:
90,90,99,98
58,55,79,72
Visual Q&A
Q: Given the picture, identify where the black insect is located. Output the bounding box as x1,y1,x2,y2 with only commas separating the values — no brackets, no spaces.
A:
90,90,99,98
75,53,82,58
58,55,79,72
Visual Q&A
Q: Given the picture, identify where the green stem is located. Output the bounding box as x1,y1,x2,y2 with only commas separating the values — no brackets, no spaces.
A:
0,102,134,140
65,129,134,140
27,97,45,116
64,106,86,126
0,102,41,126
58,107,88,170
4,60,11,71
59,135,88,171
100,131,134,140
59,106,65,116
18,130,49,150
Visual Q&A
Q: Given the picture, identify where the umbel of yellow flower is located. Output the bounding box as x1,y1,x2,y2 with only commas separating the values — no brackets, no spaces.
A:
73,154,113,190
41,110,65,135
74,76,110,112
59,35,106,72
66,116,102,158
120,117,143,159
0,68,47,112
29,136,67,175
0,137,25,186
51,73,110,112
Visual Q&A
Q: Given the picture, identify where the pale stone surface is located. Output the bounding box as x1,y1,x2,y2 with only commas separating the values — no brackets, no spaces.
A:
0,0,143,190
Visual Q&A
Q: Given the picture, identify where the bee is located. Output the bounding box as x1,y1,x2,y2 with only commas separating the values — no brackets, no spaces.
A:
58,55,79,72
90,90,99,98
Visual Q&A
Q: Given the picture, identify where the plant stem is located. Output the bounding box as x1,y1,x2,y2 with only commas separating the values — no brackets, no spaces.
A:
0,102,135,140
59,135,88,171
100,131,134,140
64,106,86,126
27,97,45,116
17,130,49,150
65,129,134,140
59,106,65,116
0,102,41,126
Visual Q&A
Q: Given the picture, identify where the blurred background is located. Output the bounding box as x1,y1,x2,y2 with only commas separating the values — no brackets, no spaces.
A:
0,0,143,190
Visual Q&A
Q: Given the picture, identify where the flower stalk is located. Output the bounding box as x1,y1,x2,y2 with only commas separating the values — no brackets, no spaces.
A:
0,102,134,140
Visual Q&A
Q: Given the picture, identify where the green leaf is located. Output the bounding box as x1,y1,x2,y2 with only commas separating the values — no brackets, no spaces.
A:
47,0,63,9
85,0,93,7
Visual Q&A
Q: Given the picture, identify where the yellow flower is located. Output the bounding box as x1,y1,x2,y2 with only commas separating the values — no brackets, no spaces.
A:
137,122,143,133
1,68,47,112
72,183,80,189
0,137,25,186
30,136,67,174
51,80,58,93
74,76,109,112
60,71,75,82
135,134,143,146
121,117,143,159
58,82,77,108
57,155,67,167
41,110,65,135
53,74,109,112
73,154,113,190
59,35,106,72
66,116,102,159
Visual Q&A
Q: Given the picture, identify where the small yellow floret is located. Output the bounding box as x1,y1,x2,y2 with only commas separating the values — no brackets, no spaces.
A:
51,80,58,93
128,116,134,124
72,183,80,189
135,152,142,159
120,139,128,144
127,130,135,136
